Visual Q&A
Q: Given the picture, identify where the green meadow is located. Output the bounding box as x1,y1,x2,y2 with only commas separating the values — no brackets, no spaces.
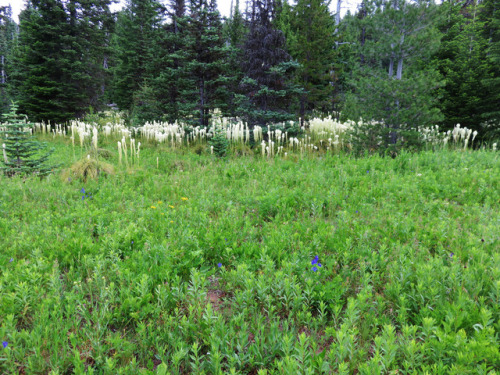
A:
0,139,499,374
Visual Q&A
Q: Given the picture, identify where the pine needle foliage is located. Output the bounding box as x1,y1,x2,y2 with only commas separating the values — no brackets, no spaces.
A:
0,102,56,177
209,124,229,157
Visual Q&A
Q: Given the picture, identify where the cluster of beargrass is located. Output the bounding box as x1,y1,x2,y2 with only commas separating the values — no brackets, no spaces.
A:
0,134,498,373
19,110,496,160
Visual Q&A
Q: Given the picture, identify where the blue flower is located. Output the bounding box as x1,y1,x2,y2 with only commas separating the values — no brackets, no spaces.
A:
82,196,85,200
81,188,85,193
450,252,454,258
356,210,359,213
217,263,222,268
9,258,13,263
318,263,322,267
311,266,318,272
2,342,7,349
367,170,370,173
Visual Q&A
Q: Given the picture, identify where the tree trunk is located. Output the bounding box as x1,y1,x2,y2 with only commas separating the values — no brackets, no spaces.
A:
396,57,403,80
335,0,342,27
1,55,5,84
396,34,404,80
199,78,205,126
389,44,395,77
359,1,366,64
300,94,306,126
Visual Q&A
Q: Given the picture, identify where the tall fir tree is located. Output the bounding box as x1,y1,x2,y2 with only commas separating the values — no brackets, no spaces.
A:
224,0,247,47
237,0,302,127
480,0,500,138
222,0,246,117
287,0,337,119
0,5,17,114
110,0,161,112
67,0,114,111
145,0,189,123
16,0,73,122
181,0,231,125
343,0,443,151
15,0,113,122
434,0,492,134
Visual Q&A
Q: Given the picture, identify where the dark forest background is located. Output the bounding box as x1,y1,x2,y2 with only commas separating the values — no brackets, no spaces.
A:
1,0,499,140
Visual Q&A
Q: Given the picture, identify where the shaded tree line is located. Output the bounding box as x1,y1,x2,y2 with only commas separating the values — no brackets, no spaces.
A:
0,0,499,140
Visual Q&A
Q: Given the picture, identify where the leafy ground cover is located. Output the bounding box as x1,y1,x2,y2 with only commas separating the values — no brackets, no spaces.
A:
0,140,499,374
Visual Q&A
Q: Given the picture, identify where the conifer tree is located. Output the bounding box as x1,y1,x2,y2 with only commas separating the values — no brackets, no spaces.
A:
181,0,231,125
146,0,189,122
0,102,56,177
111,0,161,112
343,0,443,152
224,0,247,47
0,6,17,114
15,0,113,122
435,0,491,134
16,0,73,122
223,0,246,117
288,0,336,119
480,0,500,137
237,0,302,127
67,0,114,110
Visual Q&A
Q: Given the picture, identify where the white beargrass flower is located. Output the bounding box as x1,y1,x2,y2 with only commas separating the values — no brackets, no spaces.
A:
92,127,98,150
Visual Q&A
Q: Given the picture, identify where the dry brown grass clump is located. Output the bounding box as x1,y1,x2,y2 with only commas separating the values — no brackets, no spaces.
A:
62,156,115,182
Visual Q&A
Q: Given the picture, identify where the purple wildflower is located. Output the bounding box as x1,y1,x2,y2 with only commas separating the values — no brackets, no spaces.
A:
81,188,85,193
311,266,318,272
2,342,7,349
311,256,319,265
9,258,13,263
450,252,454,258
217,263,222,268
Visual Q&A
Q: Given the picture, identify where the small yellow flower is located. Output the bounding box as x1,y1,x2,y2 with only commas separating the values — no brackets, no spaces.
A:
170,220,174,223
181,197,188,201
161,213,164,215
158,200,163,205
151,206,156,209
169,205,175,209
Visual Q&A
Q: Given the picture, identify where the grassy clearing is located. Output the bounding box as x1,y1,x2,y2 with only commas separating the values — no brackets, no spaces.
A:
0,139,499,374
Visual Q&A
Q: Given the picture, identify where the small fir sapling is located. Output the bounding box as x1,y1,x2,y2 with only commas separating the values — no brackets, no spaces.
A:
209,125,229,157
0,102,57,177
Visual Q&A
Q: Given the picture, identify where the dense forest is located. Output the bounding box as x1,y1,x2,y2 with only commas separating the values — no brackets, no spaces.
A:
0,0,499,139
